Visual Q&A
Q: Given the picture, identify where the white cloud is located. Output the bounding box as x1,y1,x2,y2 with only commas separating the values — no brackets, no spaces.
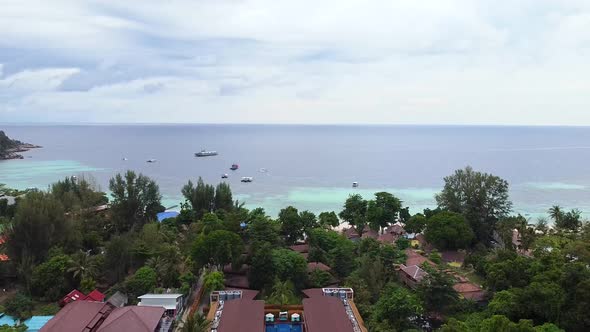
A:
0,0,590,124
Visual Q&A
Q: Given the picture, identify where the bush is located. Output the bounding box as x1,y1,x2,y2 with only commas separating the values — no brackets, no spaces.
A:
4,293,33,320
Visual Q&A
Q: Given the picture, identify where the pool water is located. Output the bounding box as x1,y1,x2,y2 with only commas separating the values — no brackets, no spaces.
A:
265,323,303,332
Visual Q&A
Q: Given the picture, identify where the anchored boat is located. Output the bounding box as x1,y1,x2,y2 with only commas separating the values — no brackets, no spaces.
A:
195,150,218,157
230,164,239,170
241,177,253,183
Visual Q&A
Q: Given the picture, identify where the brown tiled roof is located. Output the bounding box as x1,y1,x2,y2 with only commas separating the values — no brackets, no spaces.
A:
217,299,265,332
302,288,324,299
307,262,331,272
97,306,165,332
400,264,428,282
441,251,466,264
303,296,354,332
377,232,399,244
224,274,250,289
289,244,309,253
405,249,435,267
453,283,485,302
41,301,113,332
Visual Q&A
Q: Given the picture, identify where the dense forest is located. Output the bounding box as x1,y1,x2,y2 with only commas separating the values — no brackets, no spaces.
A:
0,131,21,159
0,166,589,331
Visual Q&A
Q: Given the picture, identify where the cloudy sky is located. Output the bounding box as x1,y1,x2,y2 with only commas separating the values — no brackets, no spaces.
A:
1,0,589,125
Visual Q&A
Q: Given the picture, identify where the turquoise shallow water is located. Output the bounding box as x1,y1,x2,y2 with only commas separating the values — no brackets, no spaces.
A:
2,124,590,221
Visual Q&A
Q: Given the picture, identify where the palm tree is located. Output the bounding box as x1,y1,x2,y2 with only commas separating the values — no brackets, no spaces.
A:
180,312,210,332
68,251,98,281
548,205,562,223
268,279,297,308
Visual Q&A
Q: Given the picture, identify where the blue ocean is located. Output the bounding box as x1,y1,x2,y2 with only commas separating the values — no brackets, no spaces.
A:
2,124,590,220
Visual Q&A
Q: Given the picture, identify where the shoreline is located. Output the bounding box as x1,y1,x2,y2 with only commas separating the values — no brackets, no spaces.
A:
0,143,42,160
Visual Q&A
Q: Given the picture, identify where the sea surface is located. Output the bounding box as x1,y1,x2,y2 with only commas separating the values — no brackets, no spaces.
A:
2,124,590,221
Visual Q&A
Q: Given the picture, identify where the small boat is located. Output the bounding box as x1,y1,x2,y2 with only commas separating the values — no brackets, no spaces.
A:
230,164,239,170
222,174,229,179
352,182,359,188
259,168,268,173
122,157,128,161
147,159,157,163
241,177,253,183
195,150,218,157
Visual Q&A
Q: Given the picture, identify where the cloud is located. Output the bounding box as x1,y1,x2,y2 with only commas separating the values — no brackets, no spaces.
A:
0,0,590,124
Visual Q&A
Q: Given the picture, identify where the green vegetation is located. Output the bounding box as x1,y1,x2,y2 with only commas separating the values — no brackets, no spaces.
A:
0,166,589,331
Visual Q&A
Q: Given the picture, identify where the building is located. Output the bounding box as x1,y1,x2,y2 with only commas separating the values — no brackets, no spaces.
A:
398,264,429,288
207,288,367,332
40,301,167,332
453,281,486,302
138,293,184,319
59,289,106,307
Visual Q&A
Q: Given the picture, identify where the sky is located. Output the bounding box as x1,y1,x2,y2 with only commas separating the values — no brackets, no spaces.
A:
1,0,590,125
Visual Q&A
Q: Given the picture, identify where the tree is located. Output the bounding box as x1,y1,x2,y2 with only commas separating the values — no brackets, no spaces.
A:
247,217,281,248
182,177,215,219
555,209,582,232
436,166,512,244
126,266,157,298
7,191,67,264
109,171,163,232
181,312,210,332
271,249,308,290
4,293,33,320
308,269,332,288
318,211,339,228
424,211,474,250
417,267,458,312
31,254,71,300
51,176,107,212
278,206,304,244
192,230,243,269
267,279,298,307
405,214,427,234
299,210,318,235
367,192,402,231
339,194,368,238
249,243,276,289
68,251,99,282
203,271,225,292
105,235,132,283
214,182,233,212
371,284,424,331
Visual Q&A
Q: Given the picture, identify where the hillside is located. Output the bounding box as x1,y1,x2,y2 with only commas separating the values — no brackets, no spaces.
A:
0,130,39,160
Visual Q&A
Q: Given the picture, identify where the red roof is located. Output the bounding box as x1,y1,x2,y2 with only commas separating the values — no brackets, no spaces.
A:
400,264,428,282
302,288,324,299
41,301,114,332
86,289,106,302
303,296,355,332
60,289,86,306
217,299,265,332
307,262,331,272
97,306,165,332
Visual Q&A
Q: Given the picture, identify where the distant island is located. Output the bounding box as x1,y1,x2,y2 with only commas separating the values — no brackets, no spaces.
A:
0,130,41,160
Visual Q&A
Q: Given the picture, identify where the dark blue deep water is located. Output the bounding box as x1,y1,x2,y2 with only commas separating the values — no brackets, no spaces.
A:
2,124,590,219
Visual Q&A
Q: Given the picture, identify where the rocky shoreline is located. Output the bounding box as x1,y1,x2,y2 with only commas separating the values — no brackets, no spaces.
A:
1,143,42,160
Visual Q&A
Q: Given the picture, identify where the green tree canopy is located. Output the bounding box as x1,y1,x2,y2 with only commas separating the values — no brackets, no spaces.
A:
125,266,157,298
318,211,339,228
203,271,225,292
192,230,243,269
278,206,304,244
109,170,163,232
424,211,475,250
436,166,512,244
367,192,402,231
271,249,308,290
339,194,368,238
370,284,424,331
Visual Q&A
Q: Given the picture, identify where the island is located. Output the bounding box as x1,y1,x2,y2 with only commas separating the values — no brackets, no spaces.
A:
0,130,41,160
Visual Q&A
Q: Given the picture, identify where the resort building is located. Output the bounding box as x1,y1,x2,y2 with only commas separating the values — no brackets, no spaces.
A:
138,293,184,319
207,288,367,332
40,300,168,332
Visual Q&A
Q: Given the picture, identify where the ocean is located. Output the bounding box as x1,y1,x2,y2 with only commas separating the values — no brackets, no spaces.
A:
2,124,590,221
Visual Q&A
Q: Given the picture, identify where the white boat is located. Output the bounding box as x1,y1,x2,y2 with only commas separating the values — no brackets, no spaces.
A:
241,177,253,183
222,174,229,179
195,150,218,157
352,182,359,188
147,159,157,163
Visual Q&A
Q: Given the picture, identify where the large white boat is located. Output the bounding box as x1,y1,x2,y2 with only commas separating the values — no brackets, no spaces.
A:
195,150,218,157
241,177,253,183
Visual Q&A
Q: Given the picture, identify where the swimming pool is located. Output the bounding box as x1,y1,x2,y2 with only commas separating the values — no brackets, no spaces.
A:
265,323,303,332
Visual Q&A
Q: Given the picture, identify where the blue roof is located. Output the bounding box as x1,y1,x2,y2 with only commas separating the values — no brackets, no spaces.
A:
0,314,52,331
23,316,53,332
157,211,180,222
